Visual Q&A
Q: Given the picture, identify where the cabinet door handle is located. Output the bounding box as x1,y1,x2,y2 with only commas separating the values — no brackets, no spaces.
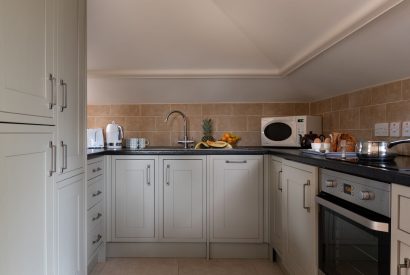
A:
92,213,102,221
92,167,102,173
166,164,170,185
60,141,68,173
49,141,56,176
92,234,102,244
60,80,67,112
398,258,410,275
92,190,102,197
147,164,151,185
278,170,283,192
48,74,56,109
225,160,247,164
303,180,310,212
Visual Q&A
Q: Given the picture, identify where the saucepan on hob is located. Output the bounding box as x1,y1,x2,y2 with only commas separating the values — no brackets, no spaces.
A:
356,138,410,161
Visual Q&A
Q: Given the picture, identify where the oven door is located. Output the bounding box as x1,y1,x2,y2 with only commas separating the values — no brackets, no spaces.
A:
316,193,390,275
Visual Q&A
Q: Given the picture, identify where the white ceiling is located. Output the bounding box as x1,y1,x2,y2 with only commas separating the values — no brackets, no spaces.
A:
87,0,410,104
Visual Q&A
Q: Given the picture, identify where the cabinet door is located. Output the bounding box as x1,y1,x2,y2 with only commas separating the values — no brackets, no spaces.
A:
56,0,84,178
0,125,54,275
391,184,410,275
0,0,55,124
114,159,155,240
55,174,85,275
282,160,318,275
270,157,284,256
162,158,205,241
210,155,263,242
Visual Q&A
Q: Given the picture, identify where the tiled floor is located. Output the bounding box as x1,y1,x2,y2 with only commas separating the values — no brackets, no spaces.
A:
90,258,284,275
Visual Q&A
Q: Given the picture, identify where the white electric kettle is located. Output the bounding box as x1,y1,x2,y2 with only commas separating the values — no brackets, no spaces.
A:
105,121,124,149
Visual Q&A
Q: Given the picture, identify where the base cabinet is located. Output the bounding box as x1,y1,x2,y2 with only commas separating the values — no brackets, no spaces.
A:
391,183,410,275
160,157,206,242
281,159,318,275
270,156,284,256
210,155,263,242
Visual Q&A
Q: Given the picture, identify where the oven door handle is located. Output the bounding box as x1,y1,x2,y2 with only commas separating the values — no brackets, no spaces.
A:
315,196,389,233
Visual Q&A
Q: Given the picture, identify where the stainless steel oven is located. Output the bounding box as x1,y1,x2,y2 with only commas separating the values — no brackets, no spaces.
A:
316,169,391,275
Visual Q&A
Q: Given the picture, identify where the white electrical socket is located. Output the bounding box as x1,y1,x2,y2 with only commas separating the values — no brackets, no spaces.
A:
390,122,401,137
375,123,389,137
403,121,410,137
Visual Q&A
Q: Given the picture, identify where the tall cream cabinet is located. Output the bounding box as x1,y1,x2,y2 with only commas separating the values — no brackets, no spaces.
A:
0,0,86,274
391,183,410,275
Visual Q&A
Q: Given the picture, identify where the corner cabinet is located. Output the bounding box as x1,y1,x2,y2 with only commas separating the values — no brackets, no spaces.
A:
282,159,318,275
159,156,206,242
391,183,410,275
209,155,264,242
112,156,157,242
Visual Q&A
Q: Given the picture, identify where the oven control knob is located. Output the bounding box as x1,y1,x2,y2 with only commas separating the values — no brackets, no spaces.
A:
360,191,375,200
325,180,337,188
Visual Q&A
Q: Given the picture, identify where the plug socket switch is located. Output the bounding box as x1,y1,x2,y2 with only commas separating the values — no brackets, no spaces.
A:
403,121,410,137
390,122,401,137
375,123,389,137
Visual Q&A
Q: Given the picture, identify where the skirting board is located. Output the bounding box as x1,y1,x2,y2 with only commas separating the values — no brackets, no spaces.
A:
106,242,269,259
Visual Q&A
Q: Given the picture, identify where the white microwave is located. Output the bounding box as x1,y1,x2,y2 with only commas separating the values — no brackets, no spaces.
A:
261,116,322,147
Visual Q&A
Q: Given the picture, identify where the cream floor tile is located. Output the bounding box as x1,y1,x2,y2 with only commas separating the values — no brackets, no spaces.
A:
90,258,284,275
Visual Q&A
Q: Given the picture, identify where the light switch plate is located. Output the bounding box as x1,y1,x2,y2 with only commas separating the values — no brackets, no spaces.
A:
375,123,389,137
403,121,410,137
390,122,401,137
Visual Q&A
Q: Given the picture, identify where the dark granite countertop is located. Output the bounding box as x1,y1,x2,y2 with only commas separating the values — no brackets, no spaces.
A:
88,146,410,186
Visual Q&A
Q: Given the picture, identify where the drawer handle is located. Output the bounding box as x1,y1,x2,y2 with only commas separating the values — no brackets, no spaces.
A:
92,167,102,173
92,190,102,197
92,213,102,221
92,234,102,244
398,258,410,275
225,160,247,164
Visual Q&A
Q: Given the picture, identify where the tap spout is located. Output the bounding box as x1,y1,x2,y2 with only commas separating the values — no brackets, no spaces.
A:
165,110,193,149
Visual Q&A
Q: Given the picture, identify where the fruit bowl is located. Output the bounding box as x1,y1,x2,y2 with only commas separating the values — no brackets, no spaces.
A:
220,132,240,146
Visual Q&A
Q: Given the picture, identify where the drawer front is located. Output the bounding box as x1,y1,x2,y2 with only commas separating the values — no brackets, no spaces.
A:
87,176,103,210
87,201,104,232
87,160,103,181
87,220,103,258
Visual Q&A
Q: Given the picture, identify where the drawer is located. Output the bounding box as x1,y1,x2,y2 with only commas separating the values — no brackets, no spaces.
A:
87,201,104,232
87,160,103,181
87,220,103,258
87,175,103,210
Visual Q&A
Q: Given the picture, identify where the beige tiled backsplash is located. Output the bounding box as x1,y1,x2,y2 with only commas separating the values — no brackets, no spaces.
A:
88,78,410,155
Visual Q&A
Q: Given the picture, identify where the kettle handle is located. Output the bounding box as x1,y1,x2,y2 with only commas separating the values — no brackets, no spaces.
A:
118,125,124,140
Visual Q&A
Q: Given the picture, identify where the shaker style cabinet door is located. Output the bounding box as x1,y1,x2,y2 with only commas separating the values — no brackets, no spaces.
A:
161,157,206,242
282,160,318,275
0,125,55,275
210,155,263,242
113,158,156,241
56,0,84,180
0,0,56,125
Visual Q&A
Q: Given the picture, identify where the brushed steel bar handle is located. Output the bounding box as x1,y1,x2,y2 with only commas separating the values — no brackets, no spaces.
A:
166,164,170,185
398,258,410,275
49,141,56,176
92,234,102,244
92,213,102,221
60,80,67,112
48,74,56,109
60,141,67,173
92,190,102,197
278,170,283,192
147,164,151,185
92,167,102,173
225,160,247,164
303,180,310,212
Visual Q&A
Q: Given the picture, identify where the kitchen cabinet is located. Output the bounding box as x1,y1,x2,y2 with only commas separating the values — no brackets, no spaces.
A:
0,125,54,275
282,159,318,275
391,183,410,275
210,155,263,242
0,0,56,125
270,156,284,256
113,157,157,241
160,156,206,242
56,0,85,180
54,173,85,275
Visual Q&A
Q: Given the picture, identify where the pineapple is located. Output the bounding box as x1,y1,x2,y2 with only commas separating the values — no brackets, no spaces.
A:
201,118,215,142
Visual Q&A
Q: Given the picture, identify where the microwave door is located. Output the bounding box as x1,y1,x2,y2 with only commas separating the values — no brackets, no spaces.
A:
263,117,297,146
